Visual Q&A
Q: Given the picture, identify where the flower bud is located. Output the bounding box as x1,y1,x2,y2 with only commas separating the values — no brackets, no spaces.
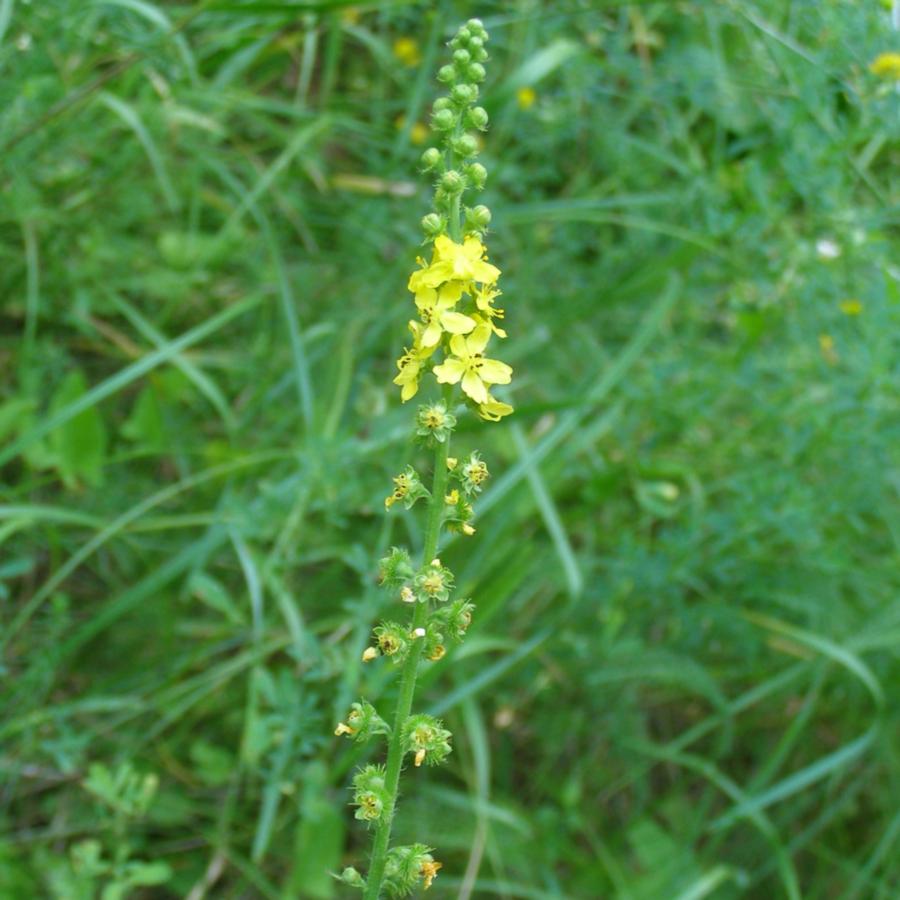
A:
338,867,366,889
452,48,471,66
468,205,492,230
455,25,472,44
433,96,452,111
420,213,443,237
471,44,488,62
431,107,456,131
453,133,479,157
439,170,464,194
450,83,477,105
437,64,456,84
420,147,441,170
466,162,487,189
466,105,489,130
468,35,484,53
467,18,486,38
467,62,486,83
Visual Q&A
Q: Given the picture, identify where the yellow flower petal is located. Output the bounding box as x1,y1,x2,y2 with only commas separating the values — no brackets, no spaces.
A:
449,333,469,357
479,358,512,384
466,325,491,354
439,310,476,334
479,396,514,421
461,370,488,403
433,358,465,384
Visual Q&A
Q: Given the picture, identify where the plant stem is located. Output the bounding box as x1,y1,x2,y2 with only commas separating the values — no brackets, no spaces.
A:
364,412,452,900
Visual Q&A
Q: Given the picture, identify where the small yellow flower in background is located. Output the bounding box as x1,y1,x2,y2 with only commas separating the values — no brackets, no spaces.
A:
819,333,838,365
420,859,442,889
517,86,537,109
839,299,863,316
409,121,429,145
870,52,900,79
394,115,430,146
433,328,513,404
393,37,422,67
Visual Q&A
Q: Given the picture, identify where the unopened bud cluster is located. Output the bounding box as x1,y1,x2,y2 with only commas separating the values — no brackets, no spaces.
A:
419,18,492,241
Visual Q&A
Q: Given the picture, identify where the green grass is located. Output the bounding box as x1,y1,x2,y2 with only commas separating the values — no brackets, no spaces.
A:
1,1,899,897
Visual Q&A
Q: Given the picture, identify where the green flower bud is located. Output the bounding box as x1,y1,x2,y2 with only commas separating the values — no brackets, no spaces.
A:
453,133,479,157
378,546,414,590
455,25,472,44
452,48,471,66
437,64,456,84
467,18,487,38
337,867,366,890
421,213,443,237
440,169,464,194
466,205,491,231
431,107,456,131
468,35,484,53
451,83,477,105
467,105,489,129
467,62,486,83
420,147,441,170
471,44,488,62
466,162,487,189
433,96,452,112
436,597,476,642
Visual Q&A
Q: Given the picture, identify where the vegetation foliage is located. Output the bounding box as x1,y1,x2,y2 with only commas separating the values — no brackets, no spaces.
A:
1,1,898,897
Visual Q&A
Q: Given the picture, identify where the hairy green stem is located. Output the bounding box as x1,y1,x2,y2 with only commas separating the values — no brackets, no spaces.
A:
364,408,452,899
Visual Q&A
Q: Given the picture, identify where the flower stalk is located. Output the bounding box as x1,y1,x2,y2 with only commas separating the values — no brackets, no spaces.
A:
335,18,513,898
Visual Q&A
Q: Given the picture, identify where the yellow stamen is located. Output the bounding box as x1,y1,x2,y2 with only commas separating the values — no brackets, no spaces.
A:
414,748,426,767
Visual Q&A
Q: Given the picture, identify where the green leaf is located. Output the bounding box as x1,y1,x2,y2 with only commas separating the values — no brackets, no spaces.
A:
49,370,107,488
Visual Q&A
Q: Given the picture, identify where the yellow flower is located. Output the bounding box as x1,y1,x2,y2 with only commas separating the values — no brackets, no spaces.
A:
517,86,537,109
839,299,862,316
421,235,500,287
420,859,442,889
433,328,512,404
334,722,355,737
479,394,514,422
870,52,900,79
409,122,429,145
473,284,507,337
393,37,421,67
393,321,435,402
819,333,838,365
415,281,476,347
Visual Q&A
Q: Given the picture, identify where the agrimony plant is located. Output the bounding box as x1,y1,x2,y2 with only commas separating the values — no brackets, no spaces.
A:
334,18,512,899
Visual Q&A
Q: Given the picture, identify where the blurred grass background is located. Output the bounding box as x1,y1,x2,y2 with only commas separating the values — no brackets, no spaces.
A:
1,1,899,897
